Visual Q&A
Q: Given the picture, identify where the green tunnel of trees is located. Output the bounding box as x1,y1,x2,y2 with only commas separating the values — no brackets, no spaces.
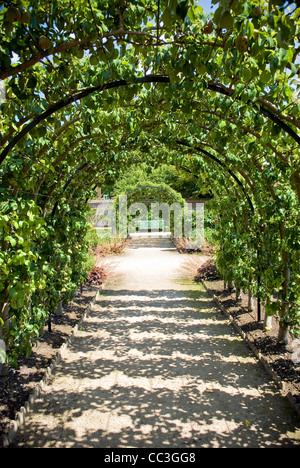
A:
0,0,300,366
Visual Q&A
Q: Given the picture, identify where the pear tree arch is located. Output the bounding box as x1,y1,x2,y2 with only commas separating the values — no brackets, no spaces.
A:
0,0,299,365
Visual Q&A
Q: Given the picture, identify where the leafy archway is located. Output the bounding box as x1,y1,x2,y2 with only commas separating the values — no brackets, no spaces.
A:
114,179,187,236
0,0,300,364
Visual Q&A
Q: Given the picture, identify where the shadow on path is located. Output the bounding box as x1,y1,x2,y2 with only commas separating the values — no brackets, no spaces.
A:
14,287,300,448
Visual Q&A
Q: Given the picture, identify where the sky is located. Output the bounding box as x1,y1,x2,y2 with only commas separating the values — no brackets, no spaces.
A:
197,0,218,13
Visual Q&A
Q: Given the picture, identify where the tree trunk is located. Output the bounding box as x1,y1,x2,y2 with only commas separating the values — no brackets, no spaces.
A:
278,277,290,344
235,288,242,302
228,279,234,292
264,314,272,331
56,300,63,316
277,320,289,345
0,302,9,340
0,303,9,376
277,226,290,345
292,170,300,205
248,290,254,311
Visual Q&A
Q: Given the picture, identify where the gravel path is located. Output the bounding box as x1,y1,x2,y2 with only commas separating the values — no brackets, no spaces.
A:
14,237,300,448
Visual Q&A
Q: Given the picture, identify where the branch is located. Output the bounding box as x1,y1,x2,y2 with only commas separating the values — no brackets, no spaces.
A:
0,29,156,81
176,139,255,214
1,74,299,166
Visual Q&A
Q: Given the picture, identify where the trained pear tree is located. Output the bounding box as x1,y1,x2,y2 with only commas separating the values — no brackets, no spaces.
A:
0,0,299,365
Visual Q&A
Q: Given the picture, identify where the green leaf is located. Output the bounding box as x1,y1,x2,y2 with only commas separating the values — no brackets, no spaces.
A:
260,69,271,83
247,21,255,39
176,0,189,20
242,67,252,82
4,235,17,247
162,7,173,30
270,56,279,74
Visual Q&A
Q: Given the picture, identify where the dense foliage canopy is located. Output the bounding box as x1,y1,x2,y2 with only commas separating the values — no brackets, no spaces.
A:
0,0,300,364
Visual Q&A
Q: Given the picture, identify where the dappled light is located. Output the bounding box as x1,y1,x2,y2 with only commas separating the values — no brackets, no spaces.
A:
14,287,300,448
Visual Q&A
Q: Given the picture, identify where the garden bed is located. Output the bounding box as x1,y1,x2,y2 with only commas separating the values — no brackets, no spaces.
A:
202,275,300,417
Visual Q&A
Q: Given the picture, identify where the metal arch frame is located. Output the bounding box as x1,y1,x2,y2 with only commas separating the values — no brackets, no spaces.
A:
1,74,299,165
176,139,255,214
46,132,255,220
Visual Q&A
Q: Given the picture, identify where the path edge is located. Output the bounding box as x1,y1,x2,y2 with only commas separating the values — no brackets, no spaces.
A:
201,280,300,421
0,286,103,449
